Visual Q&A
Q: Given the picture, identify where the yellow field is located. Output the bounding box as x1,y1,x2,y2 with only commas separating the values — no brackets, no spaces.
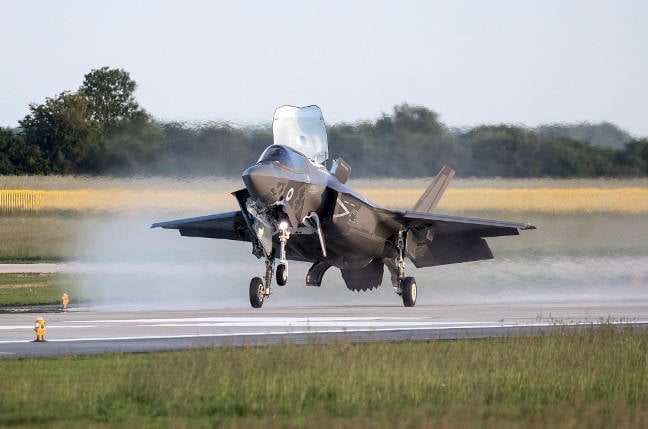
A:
1,187,647,213
0,189,233,212
364,188,648,213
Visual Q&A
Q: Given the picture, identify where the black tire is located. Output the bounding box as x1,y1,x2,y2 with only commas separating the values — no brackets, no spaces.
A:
401,277,417,307
276,264,288,286
249,277,265,308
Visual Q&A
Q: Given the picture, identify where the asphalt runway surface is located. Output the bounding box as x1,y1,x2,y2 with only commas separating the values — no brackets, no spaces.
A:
2,302,647,358
3,259,648,358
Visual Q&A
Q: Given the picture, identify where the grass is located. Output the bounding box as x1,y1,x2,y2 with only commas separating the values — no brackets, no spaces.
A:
0,326,646,428
0,214,83,262
0,273,80,306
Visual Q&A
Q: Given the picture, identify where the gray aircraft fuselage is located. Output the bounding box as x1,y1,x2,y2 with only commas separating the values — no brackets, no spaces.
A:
241,144,398,271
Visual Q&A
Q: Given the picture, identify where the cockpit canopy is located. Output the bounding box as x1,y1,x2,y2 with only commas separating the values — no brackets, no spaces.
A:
257,145,307,170
272,105,328,164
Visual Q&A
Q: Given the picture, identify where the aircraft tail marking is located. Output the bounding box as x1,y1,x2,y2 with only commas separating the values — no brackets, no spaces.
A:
413,165,455,213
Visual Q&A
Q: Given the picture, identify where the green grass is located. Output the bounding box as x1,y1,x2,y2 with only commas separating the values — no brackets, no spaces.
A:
0,214,81,262
0,273,80,306
1,326,647,428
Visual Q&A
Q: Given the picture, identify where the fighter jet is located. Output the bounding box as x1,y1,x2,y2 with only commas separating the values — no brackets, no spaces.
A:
152,105,535,308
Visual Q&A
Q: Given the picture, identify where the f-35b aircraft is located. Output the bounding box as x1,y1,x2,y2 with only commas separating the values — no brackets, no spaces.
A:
152,106,535,308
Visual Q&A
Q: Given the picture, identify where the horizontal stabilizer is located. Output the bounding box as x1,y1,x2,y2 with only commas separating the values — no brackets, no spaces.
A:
413,165,455,213
406,233,493,268
402,211,535,267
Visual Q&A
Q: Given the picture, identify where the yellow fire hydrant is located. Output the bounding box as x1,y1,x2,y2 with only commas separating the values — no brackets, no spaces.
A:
34,318,46,342
62,293,69,311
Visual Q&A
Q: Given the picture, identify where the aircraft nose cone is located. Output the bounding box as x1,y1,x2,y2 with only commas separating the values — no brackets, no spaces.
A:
242,163,278,204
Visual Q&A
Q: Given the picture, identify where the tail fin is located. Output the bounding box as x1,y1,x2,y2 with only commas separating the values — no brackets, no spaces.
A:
413,165,455,213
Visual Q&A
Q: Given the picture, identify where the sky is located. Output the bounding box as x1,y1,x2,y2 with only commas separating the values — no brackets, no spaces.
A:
2,0,647,135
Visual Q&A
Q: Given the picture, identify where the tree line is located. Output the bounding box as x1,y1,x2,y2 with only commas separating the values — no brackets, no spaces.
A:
1,67,647,178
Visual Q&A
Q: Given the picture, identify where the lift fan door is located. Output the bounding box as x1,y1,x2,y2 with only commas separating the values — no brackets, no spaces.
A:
272,105,328,164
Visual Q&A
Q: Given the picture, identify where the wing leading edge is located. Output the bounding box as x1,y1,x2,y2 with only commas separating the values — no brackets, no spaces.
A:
403,211,535,237
151,211,251,241
401,211,535,268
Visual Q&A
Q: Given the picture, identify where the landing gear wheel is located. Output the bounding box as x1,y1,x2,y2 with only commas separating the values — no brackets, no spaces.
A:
276,264,288,286
400,277,417,307
249,277,265,308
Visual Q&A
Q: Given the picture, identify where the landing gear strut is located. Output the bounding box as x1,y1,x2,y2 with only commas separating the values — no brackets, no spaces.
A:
276,222,290,286
394,230,417,307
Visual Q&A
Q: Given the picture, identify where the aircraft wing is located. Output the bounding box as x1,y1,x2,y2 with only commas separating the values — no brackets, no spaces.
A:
402,211,535,237
400,211,535,267
151,211,251,242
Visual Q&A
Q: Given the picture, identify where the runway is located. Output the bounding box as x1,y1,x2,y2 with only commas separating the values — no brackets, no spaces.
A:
2,302,647,358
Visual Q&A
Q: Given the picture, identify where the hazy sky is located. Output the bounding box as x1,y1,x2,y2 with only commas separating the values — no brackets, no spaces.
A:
2,1,647,135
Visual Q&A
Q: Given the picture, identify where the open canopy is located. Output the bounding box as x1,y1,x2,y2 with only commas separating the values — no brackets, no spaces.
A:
272,105,328,164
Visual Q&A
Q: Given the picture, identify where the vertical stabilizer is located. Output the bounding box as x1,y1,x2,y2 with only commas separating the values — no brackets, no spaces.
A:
413,165,455,213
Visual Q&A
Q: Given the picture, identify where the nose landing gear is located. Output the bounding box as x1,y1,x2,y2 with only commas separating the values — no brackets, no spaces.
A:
276,263,288,286
249,219,292,308
249,277,265,308
249,258,275,308
247,209,327,308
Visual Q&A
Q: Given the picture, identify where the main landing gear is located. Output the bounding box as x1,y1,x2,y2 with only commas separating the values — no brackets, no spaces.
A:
399,276,417,307
394,230,417,307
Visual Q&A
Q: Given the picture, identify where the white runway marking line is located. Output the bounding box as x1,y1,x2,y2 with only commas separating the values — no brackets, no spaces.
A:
0,324,541,344
68,317,422,323
1,320,646,345
0,326,523,344
64,316,648,329
65,317,499,329
0,325,97,330
0,263,76,273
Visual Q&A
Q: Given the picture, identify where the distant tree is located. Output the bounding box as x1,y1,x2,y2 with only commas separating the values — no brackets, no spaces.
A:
619,139,648,175
536,122,632,149
79,66,146,131
392,104,448,176
0,128,20,174
19,91,102,174
101,114,164,175
393,103,445,136
7,89,648,178
0,128,47,175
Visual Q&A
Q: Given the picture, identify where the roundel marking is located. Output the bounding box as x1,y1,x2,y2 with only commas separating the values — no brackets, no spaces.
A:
286,187,294,201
